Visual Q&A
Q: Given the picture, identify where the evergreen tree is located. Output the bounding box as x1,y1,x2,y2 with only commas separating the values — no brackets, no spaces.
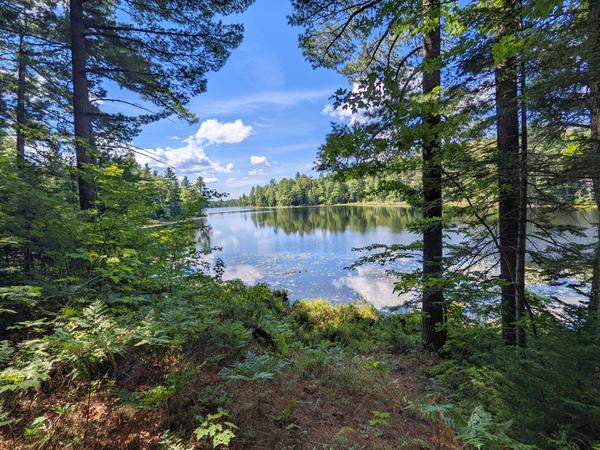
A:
163,167,181,218
290,0,447,350
0,0,70,165
493,0,525,345
66,0,254,208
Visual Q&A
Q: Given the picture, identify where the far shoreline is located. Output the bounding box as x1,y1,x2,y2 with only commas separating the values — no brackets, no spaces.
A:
209,201,413,209
209,200,599,211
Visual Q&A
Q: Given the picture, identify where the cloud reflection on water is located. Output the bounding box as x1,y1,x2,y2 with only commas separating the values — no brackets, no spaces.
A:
333,266,413,309
222,264,264,285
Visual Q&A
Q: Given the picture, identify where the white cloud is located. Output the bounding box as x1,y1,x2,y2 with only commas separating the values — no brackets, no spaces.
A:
136,144,230,175
322,103,365,124
248,169,264,176
204,177,219,184
135,119,248,178
250,155,270,167
322,101,369,126
194,119,252,144
321,82,379,126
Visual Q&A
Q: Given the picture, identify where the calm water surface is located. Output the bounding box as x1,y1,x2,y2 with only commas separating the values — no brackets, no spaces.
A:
202,206,597,309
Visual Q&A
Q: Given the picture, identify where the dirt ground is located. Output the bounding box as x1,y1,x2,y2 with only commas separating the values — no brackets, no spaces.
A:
0,353,459,449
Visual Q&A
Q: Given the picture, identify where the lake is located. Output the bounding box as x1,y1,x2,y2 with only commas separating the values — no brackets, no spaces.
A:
202,205,598,309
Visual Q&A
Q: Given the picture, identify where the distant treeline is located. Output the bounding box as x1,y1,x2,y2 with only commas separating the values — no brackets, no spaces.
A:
214,172,420,207
214,171,592,208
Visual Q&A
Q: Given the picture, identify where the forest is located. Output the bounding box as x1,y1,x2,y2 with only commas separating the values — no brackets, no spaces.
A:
0,0,599,449
216,170,592,207
214,173,417,206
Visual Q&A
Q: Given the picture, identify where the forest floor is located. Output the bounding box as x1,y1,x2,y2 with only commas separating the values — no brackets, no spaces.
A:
0,277,463,450
4,276,597,449
224,352,459,450
1,341,459,449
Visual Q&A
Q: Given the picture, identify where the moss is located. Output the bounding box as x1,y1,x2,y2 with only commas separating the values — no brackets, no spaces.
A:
290,299,379,328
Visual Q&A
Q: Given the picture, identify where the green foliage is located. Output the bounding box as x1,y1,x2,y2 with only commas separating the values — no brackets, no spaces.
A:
219,350,288,383
159,431,191,450
23,415,50,448
429,317,600,449
193,408,238,449
292,299,379,327
0,1,599,447
458,407,535,450
366,360,391,376
136,385,175,408
368,410,390,427
0,346,53,394
278,398,299,424
0,285,40,314
53,301,132,376
292,342,345,379
290,299,382,349
215,172,416,207
0,341,14,369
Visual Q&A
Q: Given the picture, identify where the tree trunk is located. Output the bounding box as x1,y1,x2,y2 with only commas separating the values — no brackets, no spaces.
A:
69,0,95,210
16,32,33,273
589,0,600,323
421,0,446,351
16,32,26,163
495,0,520,346
514,57,527,347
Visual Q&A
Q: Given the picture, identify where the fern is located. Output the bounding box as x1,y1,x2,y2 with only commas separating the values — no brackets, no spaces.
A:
219,351,289,383
458,406,536,450
159,431,191,450
0,340,53,394
0,286,41,314
0,341,14,369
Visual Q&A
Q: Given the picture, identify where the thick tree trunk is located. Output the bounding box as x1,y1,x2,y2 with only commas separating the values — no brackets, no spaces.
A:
515,59,527,347
16,33,26,162
495,0,521,346
69,0,95,210
589,0,600,323
421,0,446,351
16,32,33,273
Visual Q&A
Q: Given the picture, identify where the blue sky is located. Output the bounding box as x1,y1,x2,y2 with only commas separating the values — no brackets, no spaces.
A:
132,0,349,197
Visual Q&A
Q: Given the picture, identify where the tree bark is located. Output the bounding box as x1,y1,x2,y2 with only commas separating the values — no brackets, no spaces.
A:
16,32,33,273
589,0,600,323
69,0,95,210
421,0,446,351
495,0,520,346
16,32,26,163
515,57,527,347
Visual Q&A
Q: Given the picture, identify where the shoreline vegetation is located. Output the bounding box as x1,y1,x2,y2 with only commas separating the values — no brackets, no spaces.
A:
3,254,597,449
212,172,597,211
210,200,598,211
2,0,600,448
209,201,412,209
0,278,463,449
2,160,597,448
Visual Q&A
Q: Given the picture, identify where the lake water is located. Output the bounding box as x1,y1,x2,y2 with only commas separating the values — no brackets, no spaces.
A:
202,206,598,309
